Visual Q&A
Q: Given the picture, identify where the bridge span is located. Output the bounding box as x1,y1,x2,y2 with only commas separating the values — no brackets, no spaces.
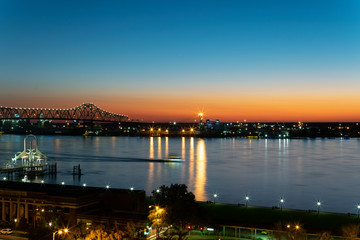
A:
0,103,128,122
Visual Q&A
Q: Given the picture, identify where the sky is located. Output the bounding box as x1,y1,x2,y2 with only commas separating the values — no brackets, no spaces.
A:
0,0,359,122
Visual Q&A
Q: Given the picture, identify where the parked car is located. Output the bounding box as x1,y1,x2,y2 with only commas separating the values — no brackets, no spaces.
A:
0,228,13,234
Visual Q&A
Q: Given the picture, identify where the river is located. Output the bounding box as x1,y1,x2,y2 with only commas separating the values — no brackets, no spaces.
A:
0,134,359,214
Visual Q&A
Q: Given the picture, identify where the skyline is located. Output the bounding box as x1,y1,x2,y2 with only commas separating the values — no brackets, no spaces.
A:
1,1,360,122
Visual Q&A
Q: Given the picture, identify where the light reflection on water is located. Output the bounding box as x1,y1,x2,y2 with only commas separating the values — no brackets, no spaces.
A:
0,135,360,213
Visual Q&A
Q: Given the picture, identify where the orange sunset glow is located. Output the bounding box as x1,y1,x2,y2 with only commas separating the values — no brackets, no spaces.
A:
1,90,359,122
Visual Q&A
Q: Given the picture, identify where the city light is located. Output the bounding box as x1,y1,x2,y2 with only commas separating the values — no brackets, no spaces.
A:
317,200,321,214
280,198,284,210
213,194,218,203
53,228,69,240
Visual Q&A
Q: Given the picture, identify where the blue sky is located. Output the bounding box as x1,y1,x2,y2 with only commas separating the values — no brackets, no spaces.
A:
1,0,359,121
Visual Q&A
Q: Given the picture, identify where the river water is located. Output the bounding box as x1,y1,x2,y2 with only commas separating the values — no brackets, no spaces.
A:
0,134,359,214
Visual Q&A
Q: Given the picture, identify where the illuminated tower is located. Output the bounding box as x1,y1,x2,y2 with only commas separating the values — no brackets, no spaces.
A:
198,112,203,124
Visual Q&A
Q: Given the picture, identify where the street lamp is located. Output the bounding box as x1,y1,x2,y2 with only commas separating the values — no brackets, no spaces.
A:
357,204,360,218
213,194,217,204
53,228,68,240
245,196,250,207
317,201,321,214
280,198,284,210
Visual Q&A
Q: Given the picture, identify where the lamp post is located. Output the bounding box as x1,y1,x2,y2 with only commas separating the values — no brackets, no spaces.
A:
213,194,217,204
53,228,68,240
280,198,284,210
357,204,360,218
317,201,321,214
245,196,249,207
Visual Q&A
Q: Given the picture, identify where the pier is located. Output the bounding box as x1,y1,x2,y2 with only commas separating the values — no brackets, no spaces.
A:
1,135,57,179
0,163,57,179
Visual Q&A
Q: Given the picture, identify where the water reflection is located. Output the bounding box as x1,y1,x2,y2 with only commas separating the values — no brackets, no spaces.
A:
189,137,195,186
149,137,154,159
181,137,186,159
194,139,207,201
165,137,168,158
157,137,162,159
181,137,186,181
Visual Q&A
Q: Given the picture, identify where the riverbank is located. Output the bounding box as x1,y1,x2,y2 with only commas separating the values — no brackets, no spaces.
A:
199,202,360,235
1,121,360,138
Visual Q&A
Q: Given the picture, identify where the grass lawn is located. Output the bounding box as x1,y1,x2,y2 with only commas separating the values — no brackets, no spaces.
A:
199,202,360,235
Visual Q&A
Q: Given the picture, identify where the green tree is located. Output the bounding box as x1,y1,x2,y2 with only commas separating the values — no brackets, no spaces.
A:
318,231,333,240
66,222,139,240
342,224,360,240
150,184,207,240
273,222,284,240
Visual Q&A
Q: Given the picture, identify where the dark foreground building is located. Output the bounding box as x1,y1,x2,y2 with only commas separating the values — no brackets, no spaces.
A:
0,181,146,227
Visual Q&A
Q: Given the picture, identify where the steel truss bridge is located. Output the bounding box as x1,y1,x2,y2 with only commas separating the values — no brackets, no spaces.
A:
0,103,128,122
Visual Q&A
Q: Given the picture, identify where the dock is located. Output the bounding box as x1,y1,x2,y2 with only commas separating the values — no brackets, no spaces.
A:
0,163,57,179
1,135,57,179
